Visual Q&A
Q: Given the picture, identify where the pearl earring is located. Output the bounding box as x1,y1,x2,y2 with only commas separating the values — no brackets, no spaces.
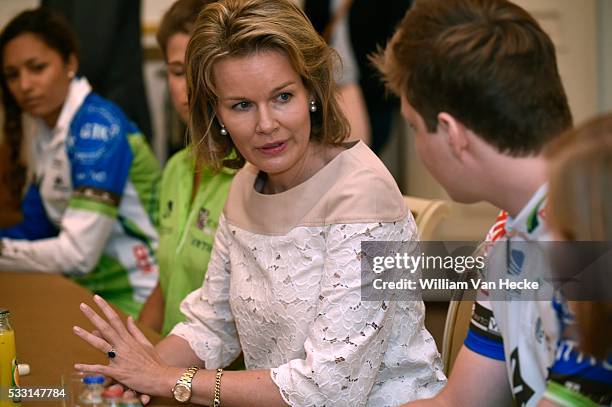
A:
220,125,228,136
309,100,317,113
68,70,75,79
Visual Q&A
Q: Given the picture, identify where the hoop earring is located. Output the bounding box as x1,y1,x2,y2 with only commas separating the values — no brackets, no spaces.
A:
220,125,228,136
309,100,317,113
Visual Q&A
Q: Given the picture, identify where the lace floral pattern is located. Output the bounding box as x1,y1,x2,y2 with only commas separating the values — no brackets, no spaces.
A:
172,213,446,406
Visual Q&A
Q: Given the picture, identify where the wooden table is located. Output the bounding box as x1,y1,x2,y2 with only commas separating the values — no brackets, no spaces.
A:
0,272,181,406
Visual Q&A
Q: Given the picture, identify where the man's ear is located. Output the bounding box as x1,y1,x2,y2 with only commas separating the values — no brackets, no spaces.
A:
68,53,79,76
437,112,468,160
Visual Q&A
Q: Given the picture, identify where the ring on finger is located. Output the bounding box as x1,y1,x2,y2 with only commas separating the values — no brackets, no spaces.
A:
107,348,117,359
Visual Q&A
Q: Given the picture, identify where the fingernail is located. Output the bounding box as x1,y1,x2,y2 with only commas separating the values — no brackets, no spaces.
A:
73,326,81,333
94,294,101,301
79,303,87,310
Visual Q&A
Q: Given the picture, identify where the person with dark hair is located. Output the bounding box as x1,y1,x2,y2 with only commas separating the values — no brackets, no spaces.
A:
41,0,153,142
72,0,445,405
137,0,235,336
305,0,413,155
0,8,161,318
375,0,610,405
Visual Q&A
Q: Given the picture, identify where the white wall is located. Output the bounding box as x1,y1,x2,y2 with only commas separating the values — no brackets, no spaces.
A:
0,0,39,29
598,0,612,113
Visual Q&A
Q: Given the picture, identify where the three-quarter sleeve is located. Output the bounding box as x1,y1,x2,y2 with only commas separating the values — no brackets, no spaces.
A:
270,215,430,406
170,214,241,368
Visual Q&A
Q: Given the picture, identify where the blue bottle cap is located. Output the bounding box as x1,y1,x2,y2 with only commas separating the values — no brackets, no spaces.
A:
83,375,105,385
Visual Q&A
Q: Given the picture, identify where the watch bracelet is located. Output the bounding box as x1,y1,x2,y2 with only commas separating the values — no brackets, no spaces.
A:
213,368,223,407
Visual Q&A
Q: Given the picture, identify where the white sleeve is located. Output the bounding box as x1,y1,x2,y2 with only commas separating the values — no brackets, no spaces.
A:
270,215,421,406
169,214,241,369
0,207,114,274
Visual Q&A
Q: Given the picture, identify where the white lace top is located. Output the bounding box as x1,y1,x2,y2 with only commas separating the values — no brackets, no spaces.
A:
171,142,446,406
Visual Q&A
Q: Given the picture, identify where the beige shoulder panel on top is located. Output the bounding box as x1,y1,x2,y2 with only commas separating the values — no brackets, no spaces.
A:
224,142,408,235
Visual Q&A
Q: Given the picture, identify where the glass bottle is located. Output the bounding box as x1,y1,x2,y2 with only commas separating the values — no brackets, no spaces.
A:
0,309,20,407
77,375,105,406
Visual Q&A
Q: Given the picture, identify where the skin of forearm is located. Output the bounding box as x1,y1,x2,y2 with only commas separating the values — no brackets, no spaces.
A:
138,283,164,333
188,369,288,407
155,334,203,367
154,336,286,405
400,388,458,407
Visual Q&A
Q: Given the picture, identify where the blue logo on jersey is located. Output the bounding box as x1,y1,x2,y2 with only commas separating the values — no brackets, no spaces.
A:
509,249,525,276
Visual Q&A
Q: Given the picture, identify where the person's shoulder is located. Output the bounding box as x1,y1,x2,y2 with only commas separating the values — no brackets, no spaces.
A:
69,93,133,147
318,142,408,224
230,163,258,189
528,195,549,239
342,141,399,184
75,93,129,125
164,148,192,173
338,141,404,202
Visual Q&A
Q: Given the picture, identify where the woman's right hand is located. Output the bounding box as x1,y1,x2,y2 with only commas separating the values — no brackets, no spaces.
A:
73,295,183,398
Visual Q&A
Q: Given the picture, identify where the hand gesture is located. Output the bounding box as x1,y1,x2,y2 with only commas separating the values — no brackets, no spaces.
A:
73,295,178,398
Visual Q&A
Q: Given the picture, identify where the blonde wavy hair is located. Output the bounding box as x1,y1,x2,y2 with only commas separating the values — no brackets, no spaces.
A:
547,113,612,359
186,0,349,170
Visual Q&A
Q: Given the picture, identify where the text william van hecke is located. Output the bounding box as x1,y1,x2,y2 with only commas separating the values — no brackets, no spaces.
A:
373,277,539,290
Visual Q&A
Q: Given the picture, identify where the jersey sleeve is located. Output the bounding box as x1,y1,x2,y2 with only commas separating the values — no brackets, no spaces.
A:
544,340,612,406
0,184,58,240
543,299,612,407
67,100,133,217
0,101,132,274
464,300,506,361
464,213,508,361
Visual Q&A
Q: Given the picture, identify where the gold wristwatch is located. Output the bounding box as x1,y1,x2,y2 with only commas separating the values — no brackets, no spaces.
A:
172,366,200,403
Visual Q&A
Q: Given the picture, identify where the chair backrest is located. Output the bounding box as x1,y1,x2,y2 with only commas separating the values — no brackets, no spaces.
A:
441,299,474,375
404,196,451,241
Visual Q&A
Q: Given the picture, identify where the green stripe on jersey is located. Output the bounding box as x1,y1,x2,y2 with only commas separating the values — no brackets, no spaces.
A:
71,254,142,318
127,134,161,226
69,197,118,218
544,381,599,407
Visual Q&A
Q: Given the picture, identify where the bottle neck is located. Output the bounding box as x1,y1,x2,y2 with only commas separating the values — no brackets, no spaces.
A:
0,316,12,332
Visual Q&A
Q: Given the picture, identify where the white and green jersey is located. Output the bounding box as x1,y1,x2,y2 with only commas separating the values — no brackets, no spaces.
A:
0,78,160,317
465,185,612,406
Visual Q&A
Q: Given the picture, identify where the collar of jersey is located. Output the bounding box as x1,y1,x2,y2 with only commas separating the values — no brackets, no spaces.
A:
504,183,548,236
30,76,92,150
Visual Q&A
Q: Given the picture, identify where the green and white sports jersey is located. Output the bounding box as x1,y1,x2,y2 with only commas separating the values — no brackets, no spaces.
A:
0,77,160,317
157,148,234,335
465,185,612,406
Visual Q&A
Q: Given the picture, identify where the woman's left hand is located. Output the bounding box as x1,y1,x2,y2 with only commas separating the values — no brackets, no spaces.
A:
73,295,179,397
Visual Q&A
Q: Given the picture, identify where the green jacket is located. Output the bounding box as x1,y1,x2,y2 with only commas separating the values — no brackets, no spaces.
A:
157,148,234,335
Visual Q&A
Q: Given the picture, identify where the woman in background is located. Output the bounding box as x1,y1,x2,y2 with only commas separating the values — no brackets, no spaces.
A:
543,113,612,406
138,0,235,335
0,8,160,317
73,0,444,405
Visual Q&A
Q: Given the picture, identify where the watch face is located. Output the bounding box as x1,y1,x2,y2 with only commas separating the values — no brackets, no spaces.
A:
173,383,191,403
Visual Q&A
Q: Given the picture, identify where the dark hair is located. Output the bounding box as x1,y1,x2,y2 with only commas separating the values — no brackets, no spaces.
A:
186,0,349,170
156,0,216,61
0,8,78,197
373,0,572,156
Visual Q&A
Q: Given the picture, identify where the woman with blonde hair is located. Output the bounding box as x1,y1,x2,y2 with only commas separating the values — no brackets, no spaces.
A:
546,114,612,357
73,0,445,405
542,113,612,406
